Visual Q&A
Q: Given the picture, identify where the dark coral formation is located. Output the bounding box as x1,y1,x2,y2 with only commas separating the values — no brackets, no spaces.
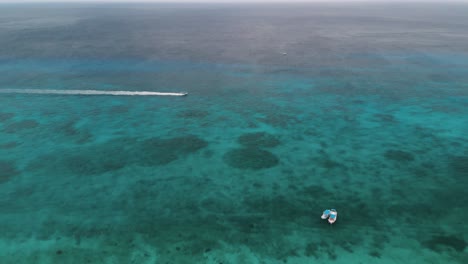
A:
369,250,381,258
384,149,414,162
27,135,208,176
373,113,397,123
0,112,15,122
57,120,93,144
320,158,343,169
223,148,279,170
0,160,19,183
28,139,131,176
238,132,280,148
110,105,130,114
0,141,18,149
138,135,208,166
177,110,209,119
3,120,39,133
222,132,281,170
257,113,299,128
423,235,467,253
64,150,128,176
450,156,468,177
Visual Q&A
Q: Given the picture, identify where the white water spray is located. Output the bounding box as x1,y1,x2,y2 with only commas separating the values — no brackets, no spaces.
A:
0,89,188,97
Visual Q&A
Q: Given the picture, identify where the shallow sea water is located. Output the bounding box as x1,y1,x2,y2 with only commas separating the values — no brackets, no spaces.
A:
0,3,467,264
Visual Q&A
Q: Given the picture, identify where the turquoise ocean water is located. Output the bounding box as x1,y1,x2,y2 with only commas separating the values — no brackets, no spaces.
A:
1,3,467,263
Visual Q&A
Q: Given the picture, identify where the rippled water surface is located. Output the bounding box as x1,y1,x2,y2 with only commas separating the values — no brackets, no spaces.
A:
1,3,467,263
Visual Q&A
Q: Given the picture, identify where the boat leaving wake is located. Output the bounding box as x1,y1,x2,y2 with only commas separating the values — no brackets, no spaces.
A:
0,89,188,96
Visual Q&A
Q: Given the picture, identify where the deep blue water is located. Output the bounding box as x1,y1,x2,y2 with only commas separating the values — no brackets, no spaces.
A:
0,3,467,263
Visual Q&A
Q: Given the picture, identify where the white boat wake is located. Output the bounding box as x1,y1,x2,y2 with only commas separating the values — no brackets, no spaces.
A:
0,89,188,97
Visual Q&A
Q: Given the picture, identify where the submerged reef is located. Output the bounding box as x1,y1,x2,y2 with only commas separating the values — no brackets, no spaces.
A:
138,135,208,166
257,112,299,128
238,132,280,148
0,160,19,183
0,112,15,122
450,156,468,177
423,235,467,253
27,135,208,176
222,132,280,170
3,120,39,133
177,109,209,119
223,148,279,170
0,141,18,149
384,149,415,162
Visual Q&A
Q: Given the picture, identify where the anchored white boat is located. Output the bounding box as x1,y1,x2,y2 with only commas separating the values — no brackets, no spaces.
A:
328,209,338,224
321,209,338,224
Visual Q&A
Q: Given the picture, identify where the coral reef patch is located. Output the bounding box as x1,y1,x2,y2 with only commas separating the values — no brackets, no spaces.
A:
223,148,279,170
0,160,19,184
423,235,467,253
238,132,280,148
3,120,39,133
0,112,15,122
27,135,208,176
384,149,415,162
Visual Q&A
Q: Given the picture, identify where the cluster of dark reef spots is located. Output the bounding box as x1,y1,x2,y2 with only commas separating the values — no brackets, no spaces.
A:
263,239,301,262
27,135,209,177
3,119,39,133
373,113,397,123
67,137,138,175
257,112,299,128
223,132,280,170
26,137,136,176
0,112,15,122
177,109,209,119
305,242,320,259
225,212,304,263
63,151,128,176
299,185,334,200
199,193,240,217
0,141,18,149
238,132,280,148
450,156,468,177
319,157,345,170
0,160,19,184
223,148,279,170
242,194,312,226
109,105,130,114
137,135,208,166
436,155,468,207
44,153,116,177
305,241,337,260
423,235,467,253
367,233,389,258
384,149,415,162
127,216,224,263
369,250,381,258
58,120,93,144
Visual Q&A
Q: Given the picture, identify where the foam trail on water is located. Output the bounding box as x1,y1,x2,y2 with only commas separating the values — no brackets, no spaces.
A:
0,89,187,96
